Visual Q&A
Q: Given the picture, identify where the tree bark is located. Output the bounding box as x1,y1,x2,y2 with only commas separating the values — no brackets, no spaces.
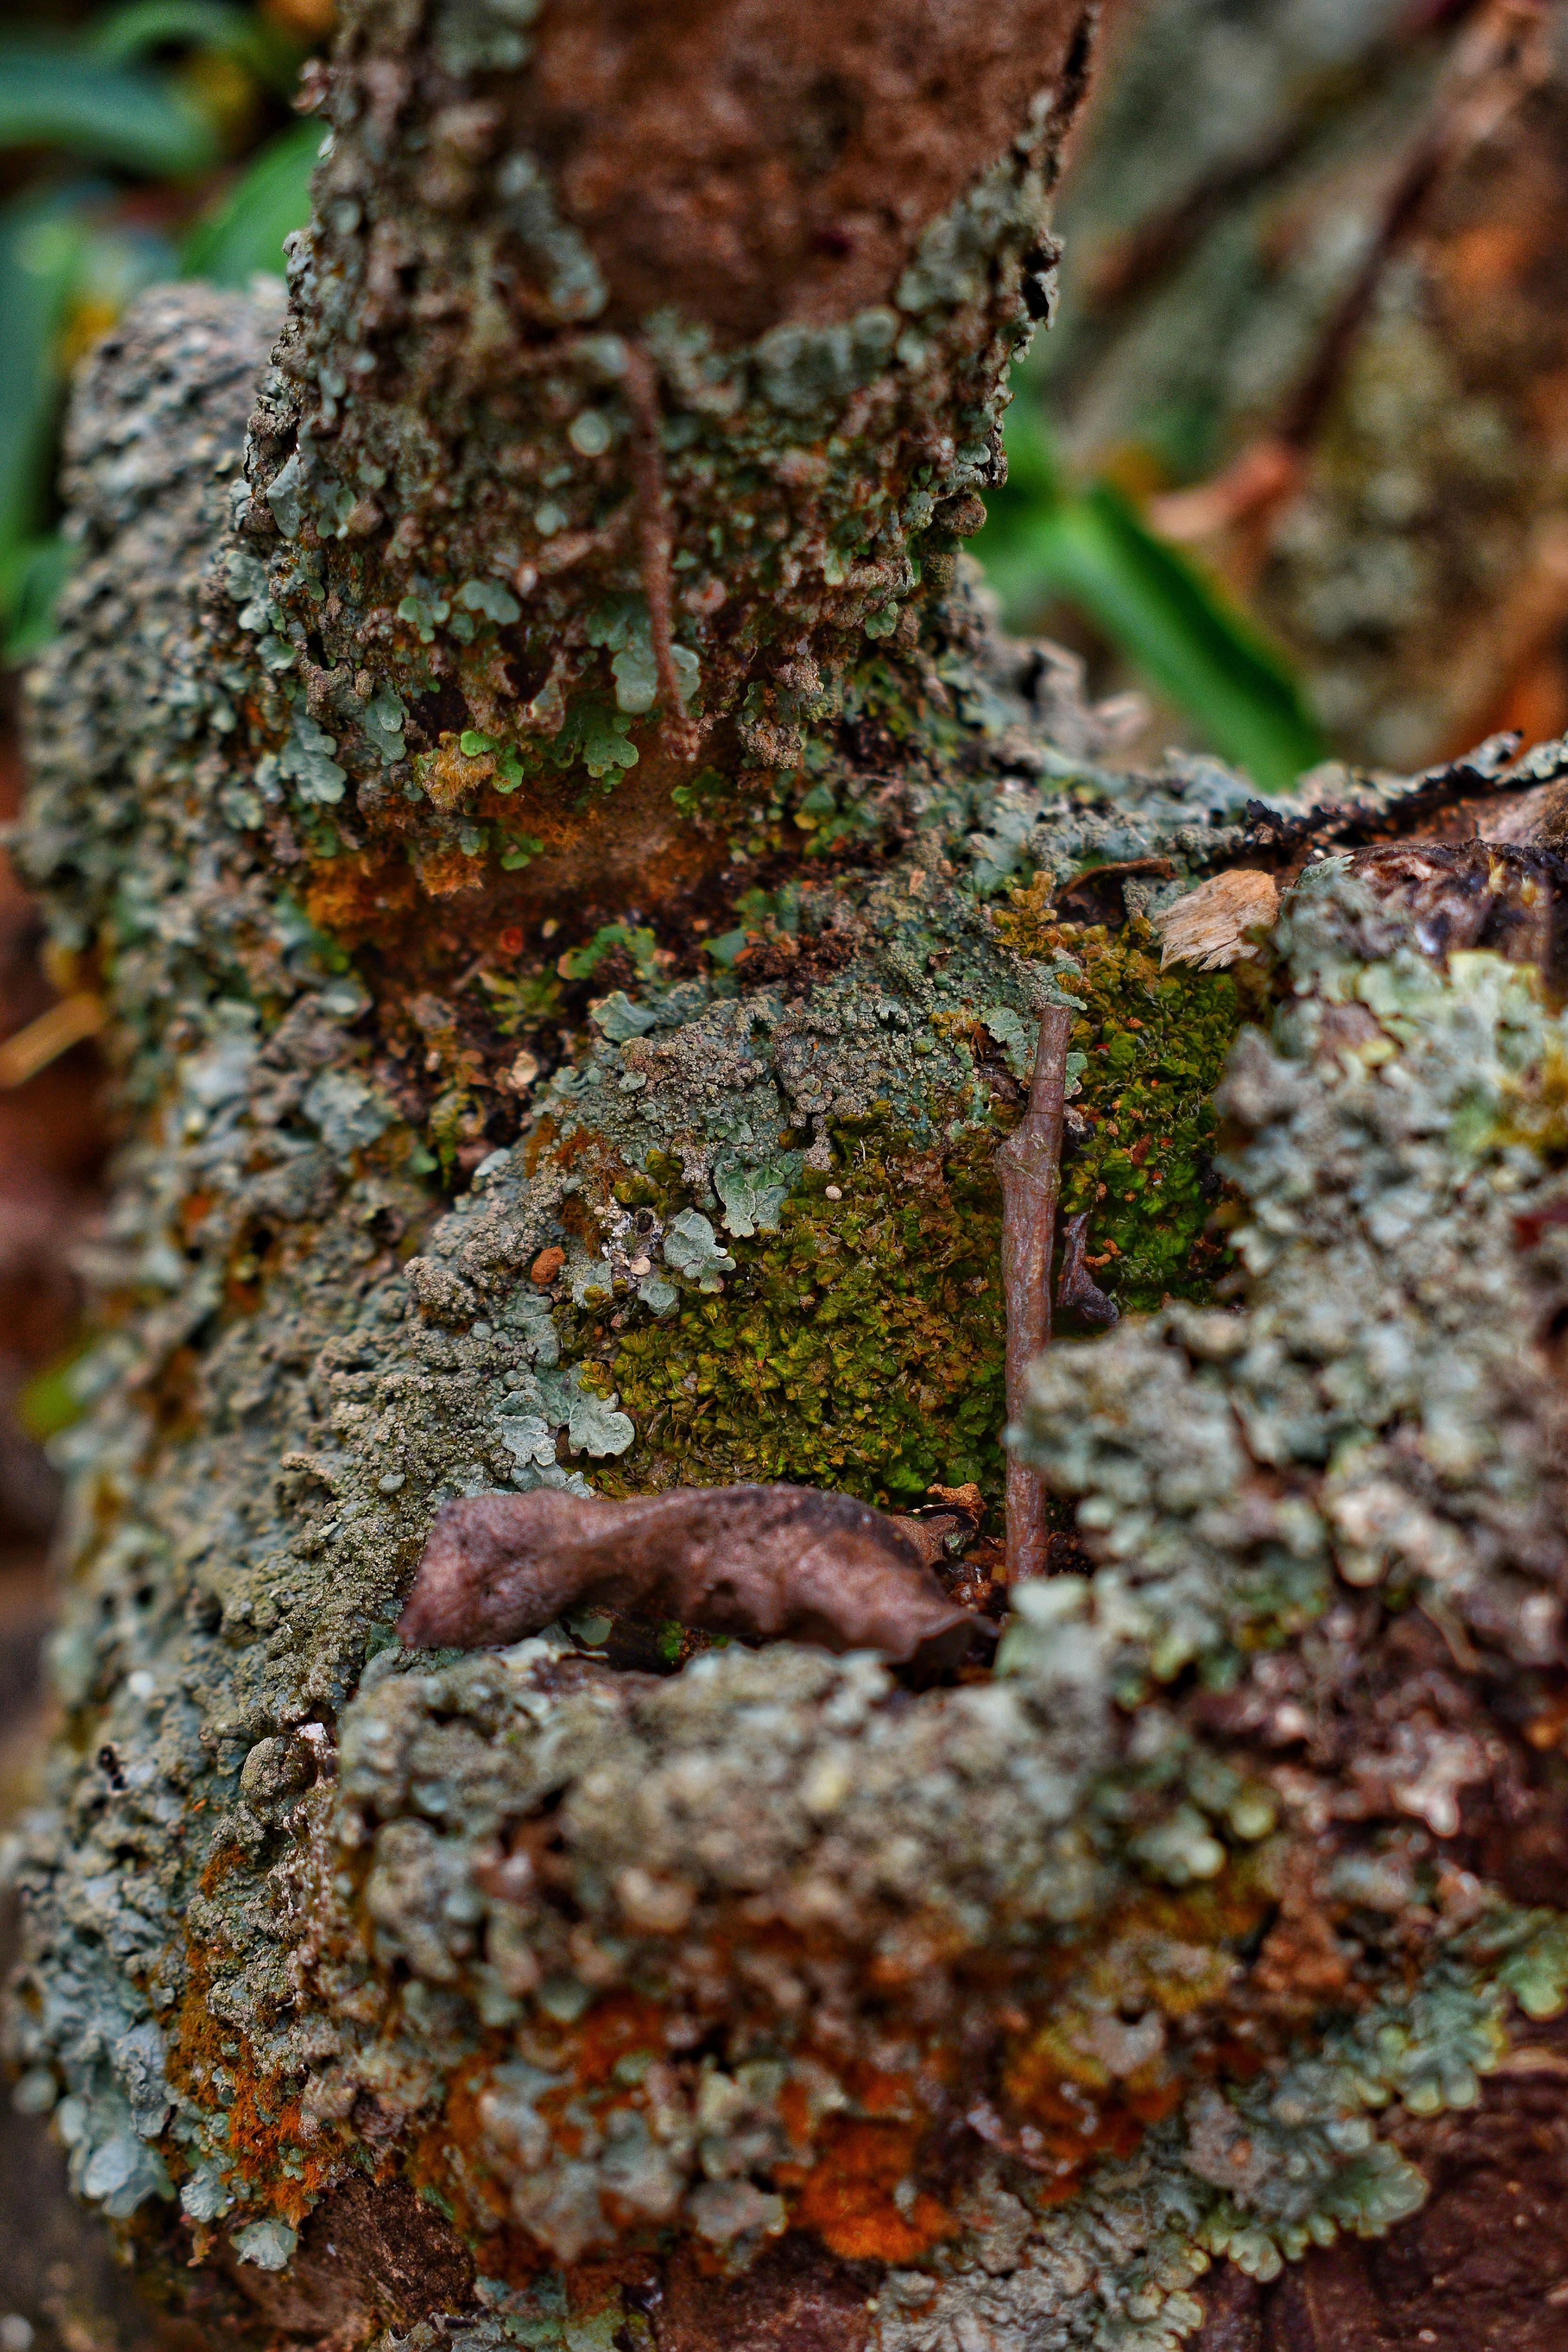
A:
8,8,1568,2352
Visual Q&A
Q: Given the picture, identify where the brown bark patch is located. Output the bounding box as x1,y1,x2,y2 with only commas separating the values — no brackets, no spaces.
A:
221,2176,475,2345
1194,2023,1568,2352
653,2233,880,2352
521,0,1090,338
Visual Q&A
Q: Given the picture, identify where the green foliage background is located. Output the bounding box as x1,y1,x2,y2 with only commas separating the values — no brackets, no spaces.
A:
0,1,326,658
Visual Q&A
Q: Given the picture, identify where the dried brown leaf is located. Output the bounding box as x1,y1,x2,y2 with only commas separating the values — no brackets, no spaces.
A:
397,1483,987,1674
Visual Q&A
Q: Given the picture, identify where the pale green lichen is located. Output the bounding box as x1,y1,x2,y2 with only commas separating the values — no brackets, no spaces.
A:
1015,861,1568,1690
9,106,1568,2352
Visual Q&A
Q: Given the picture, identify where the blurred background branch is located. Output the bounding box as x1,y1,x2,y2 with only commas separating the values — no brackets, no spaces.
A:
0,0,330,662
980,0,1568,778
0,0,334,1563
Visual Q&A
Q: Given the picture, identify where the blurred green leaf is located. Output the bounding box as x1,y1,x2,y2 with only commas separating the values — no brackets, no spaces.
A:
87,0,302,94
1,536,74,662
181,116,318,285
0,41,218,175
0,192,92,566
18,1337,92,1441
1022,483,1325,792
976,396,1325,792
0,194,179,659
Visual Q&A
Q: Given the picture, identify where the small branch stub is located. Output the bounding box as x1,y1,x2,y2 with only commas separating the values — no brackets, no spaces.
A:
0,993,105,1088
998,1003,1073,1580
1056,1210,1119,1327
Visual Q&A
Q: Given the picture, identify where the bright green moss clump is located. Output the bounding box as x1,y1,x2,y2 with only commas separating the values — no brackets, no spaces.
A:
997,882,1251,1311
575,1127,1007,1509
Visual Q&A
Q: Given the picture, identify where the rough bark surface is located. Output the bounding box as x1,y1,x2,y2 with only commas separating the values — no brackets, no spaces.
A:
7,7,1568,2352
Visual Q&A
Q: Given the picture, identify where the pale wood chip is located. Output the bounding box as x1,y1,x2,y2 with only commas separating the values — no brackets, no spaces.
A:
1155,868,1280,971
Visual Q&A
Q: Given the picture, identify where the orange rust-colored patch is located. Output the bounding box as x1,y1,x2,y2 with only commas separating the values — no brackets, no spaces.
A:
559,2251,664,2319
165,1947,339,2227
552,1134,606,1181
177,1190,214,1241
143,1343,204,1441
551,1992,669,2090
521,1116,560,1177
787,2118,955,2264
866,1915,972,1988
302,847,422,942
426,735,494,809
418,846,488,899
777,2074,814,2153
998,2058,1184,2202
409,2055,517,2245
842,2064,921,2120
1442,220,1535,301
196,1836,247,1901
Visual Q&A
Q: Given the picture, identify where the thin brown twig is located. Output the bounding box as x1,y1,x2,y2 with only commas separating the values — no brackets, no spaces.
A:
1082,0,1491,318
620,342,700,764
998,1004,1072,1581
0,993,106,1089
1280,0,1547,454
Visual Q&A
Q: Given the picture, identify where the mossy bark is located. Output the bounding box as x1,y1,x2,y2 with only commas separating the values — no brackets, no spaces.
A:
8,9,1568,2352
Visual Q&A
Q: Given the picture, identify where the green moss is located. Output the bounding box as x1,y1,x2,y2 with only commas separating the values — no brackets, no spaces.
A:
551,889,1250,1508
572,1125,1008,1508
997,884,1248,1311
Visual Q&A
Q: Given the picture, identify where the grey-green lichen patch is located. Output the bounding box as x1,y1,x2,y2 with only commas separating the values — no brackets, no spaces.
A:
213,26,1080,878
227,1610,1563,2345
1015,860,1568,1692
10,132,1568,2352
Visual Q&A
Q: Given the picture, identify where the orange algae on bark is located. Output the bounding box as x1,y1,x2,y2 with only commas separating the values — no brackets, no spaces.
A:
786,2118,958,2263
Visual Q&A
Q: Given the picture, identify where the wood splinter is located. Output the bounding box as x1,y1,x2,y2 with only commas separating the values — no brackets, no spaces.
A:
398,1483,990,1679
998,1003,1073,1581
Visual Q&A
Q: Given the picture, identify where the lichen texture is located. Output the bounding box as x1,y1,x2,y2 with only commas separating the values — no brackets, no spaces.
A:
7,7,1568,2351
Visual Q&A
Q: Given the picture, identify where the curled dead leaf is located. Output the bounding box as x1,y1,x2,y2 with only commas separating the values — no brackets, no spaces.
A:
398,1483,990,1675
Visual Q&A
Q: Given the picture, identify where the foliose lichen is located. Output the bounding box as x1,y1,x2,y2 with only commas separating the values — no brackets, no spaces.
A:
8,17,1568,2346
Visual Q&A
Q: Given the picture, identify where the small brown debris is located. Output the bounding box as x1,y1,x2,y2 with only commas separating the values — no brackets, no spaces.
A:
998,1004,1072,1581
1155,869,1280,971
1056,855,1177,923
926,1481,985,1526
529,1246,565,1286
397,1484,989,1675
885,1503,981,1568
1055,1213,1119,1327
